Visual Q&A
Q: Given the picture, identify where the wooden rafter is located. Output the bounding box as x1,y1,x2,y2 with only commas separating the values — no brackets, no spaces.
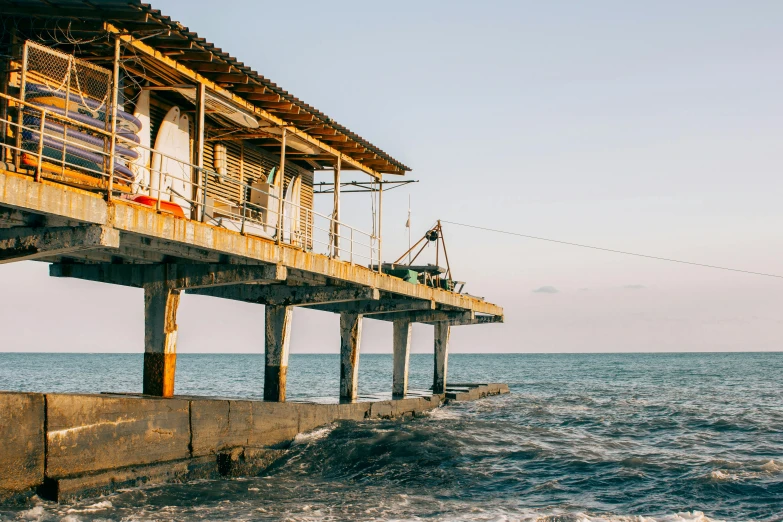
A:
191,62,232,73
243,93,280,102
210,73,249,84
175,51,213,61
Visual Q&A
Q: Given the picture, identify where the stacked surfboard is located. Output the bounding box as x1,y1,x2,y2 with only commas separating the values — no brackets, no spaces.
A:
22,83,140,183
282,174,302,244
130,92,192,217
124,90,302,236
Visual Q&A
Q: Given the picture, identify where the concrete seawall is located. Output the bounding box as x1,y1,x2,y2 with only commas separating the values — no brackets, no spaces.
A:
0,384,509,503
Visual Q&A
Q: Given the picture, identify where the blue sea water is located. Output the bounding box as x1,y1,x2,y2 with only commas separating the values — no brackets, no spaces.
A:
0,352,781,521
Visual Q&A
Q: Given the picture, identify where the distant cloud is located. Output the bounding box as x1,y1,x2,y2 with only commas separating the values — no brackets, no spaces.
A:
533,286,559,294
624,285,646,290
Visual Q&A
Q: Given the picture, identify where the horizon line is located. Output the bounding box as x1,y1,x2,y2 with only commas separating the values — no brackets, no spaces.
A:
0,351,780,355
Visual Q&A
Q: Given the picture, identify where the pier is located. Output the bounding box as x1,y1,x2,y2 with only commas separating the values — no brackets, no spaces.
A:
0,0,506,502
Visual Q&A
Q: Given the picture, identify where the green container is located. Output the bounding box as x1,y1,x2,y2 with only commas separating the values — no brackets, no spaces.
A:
383,268,419,285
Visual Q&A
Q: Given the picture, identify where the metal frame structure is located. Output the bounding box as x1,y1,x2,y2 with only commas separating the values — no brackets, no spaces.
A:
314,179,418,194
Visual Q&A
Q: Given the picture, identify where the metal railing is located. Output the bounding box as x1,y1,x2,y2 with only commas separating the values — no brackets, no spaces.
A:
0,91,381,268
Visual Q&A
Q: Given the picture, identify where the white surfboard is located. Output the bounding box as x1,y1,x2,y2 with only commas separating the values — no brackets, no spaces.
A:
282,175,302,245
150,106,190,212
263,185,280,237
169,112,191,212
132,90,151,194
150,106,177,199
291,176,302,240
262,167,280,236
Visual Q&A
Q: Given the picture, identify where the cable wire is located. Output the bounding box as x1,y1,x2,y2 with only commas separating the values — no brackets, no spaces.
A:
441,220,783,280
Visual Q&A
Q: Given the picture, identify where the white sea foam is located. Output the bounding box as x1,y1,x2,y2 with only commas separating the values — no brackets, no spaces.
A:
17,505,46,521
426,407,462,421
66,500,113,513
435,510,723,522
709,469,736,481
707,459,782,482
3,505,728,522
292,424,335,445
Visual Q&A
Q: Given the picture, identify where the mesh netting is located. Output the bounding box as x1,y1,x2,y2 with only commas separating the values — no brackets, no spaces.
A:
23,40,111,124
19,41,132,181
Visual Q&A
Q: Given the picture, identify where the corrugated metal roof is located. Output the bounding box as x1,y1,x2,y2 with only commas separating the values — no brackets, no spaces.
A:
0,0,411,174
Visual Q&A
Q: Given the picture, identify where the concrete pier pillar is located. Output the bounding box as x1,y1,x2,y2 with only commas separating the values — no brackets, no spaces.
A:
392,319,412,397
264,305,293,402
143,283,181,397
433,322,451,394
339,313,363,401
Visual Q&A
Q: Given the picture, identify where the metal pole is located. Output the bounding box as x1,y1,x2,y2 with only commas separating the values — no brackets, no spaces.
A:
408,195,413,264
106,37,121,200
194,83,205,220
156,165,163,212
200,166,209,220
240,199,247,235
377,175,383,272
276,127,287,244
14,41,28,170
305,210,315,251
35,109,45,182
439,220,453,281
435,225,440,268
61,56,72,177
239,140,245,203
332,155,341,258
0,28,13,164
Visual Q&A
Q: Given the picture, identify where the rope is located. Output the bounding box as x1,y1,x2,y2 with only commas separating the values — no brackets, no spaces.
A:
441,220,783,280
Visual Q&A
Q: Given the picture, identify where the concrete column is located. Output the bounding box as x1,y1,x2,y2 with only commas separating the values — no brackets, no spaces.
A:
339,312,363,401
264,305,293,402
143,283,180,397
433,322,450,394
392,319,412,397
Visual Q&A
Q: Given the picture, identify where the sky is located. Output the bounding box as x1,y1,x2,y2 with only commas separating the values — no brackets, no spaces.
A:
2,1,783,353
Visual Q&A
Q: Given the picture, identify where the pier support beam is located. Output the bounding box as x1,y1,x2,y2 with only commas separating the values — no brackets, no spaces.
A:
188,284,377,306
310,298,433,315
50,262,286,289
339,313,363,401
143,282,180,397
433,322,450,394
264,305,293,402
369,309,472,324
0,225,119,263
392,319,412,398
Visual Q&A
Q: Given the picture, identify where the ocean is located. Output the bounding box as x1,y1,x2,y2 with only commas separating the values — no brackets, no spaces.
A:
0,352,781,521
